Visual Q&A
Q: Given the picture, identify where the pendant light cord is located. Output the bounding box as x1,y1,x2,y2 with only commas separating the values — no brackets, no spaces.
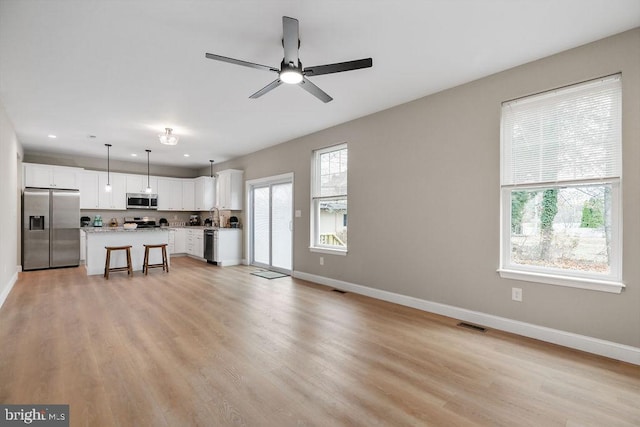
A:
146,149,151,189
105,144,112,185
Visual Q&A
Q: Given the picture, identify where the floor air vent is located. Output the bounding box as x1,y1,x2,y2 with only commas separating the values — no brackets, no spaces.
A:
457,322,487,333
332,289,347,294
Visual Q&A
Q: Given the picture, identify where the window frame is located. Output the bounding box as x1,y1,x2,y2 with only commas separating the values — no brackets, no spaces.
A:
498,75,624,293
310,143,348,255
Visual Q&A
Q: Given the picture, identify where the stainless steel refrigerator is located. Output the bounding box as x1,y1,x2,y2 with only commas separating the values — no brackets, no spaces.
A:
23,188,80,271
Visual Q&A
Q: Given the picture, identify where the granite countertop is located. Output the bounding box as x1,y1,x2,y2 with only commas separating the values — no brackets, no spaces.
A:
82,227,169,233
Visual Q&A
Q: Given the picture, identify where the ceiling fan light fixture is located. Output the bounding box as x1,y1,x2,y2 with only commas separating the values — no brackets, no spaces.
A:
280,69,303,84
159,128,179,145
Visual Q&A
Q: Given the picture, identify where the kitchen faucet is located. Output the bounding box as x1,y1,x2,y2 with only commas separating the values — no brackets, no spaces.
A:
209,207,219,227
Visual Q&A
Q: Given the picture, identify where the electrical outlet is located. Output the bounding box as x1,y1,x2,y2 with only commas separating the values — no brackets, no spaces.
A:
295,210,302,218
512,287,523,302
320,256,324,266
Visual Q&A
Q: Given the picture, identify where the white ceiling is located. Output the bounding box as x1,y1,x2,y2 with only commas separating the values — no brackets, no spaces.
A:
1,0,638,168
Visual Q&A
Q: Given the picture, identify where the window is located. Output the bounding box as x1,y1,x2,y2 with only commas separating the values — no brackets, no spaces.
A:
311,144,348,253
499,74,623,292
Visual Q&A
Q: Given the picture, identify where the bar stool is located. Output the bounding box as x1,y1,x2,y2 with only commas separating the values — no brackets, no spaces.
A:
143,244,169,275
104,245,133,279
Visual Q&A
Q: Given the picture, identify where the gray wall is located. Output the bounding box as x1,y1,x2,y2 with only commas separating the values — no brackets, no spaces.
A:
0,98,22,300
213,28,640,348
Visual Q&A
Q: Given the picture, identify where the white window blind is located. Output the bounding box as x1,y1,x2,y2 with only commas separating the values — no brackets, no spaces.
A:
501,74,621,187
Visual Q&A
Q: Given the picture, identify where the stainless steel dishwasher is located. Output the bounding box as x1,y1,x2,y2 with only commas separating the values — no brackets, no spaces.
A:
204,229,216,264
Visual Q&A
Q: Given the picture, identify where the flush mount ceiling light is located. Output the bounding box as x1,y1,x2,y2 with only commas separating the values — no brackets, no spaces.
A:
105,143,112,193
159,128,179,146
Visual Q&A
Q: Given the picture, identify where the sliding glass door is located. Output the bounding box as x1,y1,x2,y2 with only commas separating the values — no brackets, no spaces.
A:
250,176,293,273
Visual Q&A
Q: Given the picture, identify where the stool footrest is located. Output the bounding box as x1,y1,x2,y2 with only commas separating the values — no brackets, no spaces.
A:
104,246,133,279
143,244,169,276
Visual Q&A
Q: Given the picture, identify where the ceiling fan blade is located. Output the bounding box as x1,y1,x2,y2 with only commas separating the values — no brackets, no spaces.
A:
249,79,283,99
304,58,373,77
282,16,299,66
205,53,279,73
299,77,333,103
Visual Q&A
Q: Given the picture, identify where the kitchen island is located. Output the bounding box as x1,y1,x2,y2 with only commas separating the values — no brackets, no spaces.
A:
84,227,170,276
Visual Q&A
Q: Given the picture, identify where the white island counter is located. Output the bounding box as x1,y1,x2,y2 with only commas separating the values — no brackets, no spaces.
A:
84,227,170,275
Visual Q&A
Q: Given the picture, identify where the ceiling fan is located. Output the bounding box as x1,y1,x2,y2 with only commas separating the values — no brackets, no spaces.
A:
205,16,373,103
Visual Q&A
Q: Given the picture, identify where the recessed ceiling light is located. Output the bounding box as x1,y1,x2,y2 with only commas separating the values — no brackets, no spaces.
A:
47,134,57,139
88,135,97,139
131,153,137,157
183,154,190,157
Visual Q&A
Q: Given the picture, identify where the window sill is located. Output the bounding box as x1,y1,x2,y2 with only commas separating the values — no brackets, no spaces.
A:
309,247,348,256
497,269,624,294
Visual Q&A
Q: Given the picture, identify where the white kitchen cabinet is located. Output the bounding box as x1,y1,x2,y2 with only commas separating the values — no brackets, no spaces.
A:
126,174,158,194
79,171,99,209
186,230,194,255
157,178,182,211
157,178,196,211
98,172,126,210
168,229,175,254
194,176,216,211
172,228,187,254
216,169,243,210
80,230,86,262
194,231,204,258
215,229,242,266
185,229,204,258
182,180,195,211
24,163,82,190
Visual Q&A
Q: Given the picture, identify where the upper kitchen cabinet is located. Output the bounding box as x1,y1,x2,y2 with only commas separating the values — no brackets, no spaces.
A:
194,176,216,211
157,178,197,211
79,170,99,209
157,178,182,211
98,172,126,210
216,169,243,210
182,180,195,211
126,174,158,195
81,170,125,210
24,163,82,190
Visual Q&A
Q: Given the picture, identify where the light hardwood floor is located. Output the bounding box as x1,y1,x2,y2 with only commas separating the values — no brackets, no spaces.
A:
0,257,638,426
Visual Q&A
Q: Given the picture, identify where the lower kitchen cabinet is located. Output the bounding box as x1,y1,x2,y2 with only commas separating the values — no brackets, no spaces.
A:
215,229,242,266
169,228,239,264
186,229,204,258
170,228,186,255
170,228,203,259
80,230,86,262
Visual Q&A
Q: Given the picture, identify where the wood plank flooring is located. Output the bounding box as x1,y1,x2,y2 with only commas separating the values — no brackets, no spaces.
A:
0,257,638,426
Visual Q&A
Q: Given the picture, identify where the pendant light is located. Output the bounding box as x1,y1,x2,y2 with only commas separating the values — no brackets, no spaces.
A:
159,128,179,146
209,159,214,178
104,143,112,192
145,149,152,193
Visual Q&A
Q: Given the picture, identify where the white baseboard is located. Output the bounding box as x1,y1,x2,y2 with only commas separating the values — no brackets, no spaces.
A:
292,270,640,365
0,269,19,310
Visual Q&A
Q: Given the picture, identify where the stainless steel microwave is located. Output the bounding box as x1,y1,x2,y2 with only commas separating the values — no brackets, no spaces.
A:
126,193,158,210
